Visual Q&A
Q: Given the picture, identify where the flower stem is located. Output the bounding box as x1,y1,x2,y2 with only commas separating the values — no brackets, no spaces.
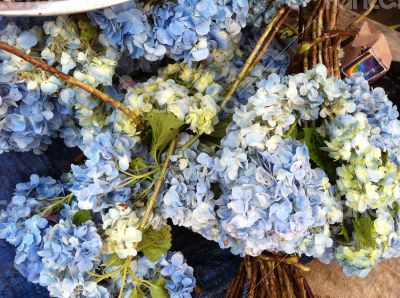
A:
0,41,143,129
181,133,201,149
243,8,291,78
221,6,289,108
139,137,178,231
118,257,132,298
299,30,357,55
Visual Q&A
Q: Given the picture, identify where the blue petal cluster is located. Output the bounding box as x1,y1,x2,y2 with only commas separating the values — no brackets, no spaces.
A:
0,83,67,154
89,0,248,62
159,252,196,298
0,174,63,282
38,219,102,273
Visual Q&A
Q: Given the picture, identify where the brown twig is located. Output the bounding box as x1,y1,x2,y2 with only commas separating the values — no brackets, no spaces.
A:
282,266,296,298
347,0,378,29
267,261,279,298
225,262,245,298
305,0,326,30
311,20,318,67
138,137,177,231
283,21,298,36
329,0,338,30
221,6,289,108
304,276,315,298
244,8,291,76
0,41,143,129
317,0,325,64
299,30,357,55
258,260,273,297
328,46,334,76
248,258,259,298
292,267,307,298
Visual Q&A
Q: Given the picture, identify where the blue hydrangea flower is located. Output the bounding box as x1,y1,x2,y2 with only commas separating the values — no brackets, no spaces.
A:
13,215,48,283
68,159,124,210
159,252,196,298
0,83,67,154
38,219,102,273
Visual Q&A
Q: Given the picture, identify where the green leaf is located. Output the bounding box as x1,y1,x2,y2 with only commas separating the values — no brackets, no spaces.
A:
199,116,231,147
130,286,144,298
72,210,92,226
299,42,312,54
138,225,172,262
146,111,184,161
78,19,98,45
339,222,351,243
353,214,376,249
148,279,169,298
302,128,338,182
284,121,298,138
209,116,231,139
106,253,125,267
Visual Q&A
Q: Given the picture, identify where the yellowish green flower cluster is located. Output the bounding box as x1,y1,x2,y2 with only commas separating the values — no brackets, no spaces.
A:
114,63,222,136
325,113,400,212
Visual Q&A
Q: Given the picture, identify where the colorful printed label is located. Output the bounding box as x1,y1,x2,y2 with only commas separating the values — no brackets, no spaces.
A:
342,50,387,81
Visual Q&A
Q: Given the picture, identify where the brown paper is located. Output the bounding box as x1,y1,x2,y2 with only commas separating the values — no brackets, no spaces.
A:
342,21,392,81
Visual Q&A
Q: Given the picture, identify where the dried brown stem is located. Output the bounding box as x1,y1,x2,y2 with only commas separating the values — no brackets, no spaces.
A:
328,46,334,76
282,266,296,298
283,21,298,35
304,276,315,298
300,30,357,55
221,6,289,108
245,8,291,76
333,39,341,78
248,258,259,298
292,268,307,298
225,262,245,298
317,0,325,64
305,0,326,30
0,41,143,129
267,261,279,298
329,0,338,30
312,20,318,67
259,260,272,297
277,265,287,297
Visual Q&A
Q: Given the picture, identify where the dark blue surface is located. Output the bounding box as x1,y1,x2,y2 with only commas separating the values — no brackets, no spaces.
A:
0,139,80,298
0,139,241,298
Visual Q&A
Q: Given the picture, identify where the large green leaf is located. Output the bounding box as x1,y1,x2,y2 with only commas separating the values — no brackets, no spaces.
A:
72,210,92,226
130,286,144,298
302,127,338,182
148,279,169,298
78,18,98,45
138,225,172,262
353,214,376,249
146,111,184,162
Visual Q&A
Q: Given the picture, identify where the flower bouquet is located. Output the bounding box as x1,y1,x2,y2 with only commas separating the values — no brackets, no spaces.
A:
0,0,399,297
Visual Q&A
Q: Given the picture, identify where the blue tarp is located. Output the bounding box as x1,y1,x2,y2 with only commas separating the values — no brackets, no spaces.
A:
0,139,240,297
